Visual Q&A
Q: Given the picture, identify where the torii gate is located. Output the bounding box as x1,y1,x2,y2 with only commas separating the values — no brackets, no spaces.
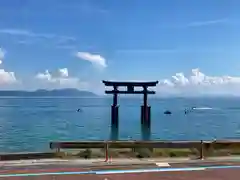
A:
102,81,159,129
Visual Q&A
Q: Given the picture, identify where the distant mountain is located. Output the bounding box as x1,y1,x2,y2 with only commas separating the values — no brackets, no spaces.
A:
0,88,97,97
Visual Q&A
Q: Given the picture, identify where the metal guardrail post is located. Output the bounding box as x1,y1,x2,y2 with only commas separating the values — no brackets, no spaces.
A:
104,142,109,162
200,140,204,160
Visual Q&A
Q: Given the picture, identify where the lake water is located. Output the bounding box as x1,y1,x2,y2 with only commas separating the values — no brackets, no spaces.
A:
0,97,240,152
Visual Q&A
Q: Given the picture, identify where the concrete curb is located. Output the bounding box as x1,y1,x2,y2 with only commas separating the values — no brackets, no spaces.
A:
1,156,240,168
0,152,56,161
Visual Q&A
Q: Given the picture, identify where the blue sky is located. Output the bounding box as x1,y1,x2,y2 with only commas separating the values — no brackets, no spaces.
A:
0,0,240,95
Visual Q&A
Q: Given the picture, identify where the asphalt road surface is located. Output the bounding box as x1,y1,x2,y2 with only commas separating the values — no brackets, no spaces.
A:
0,160,240,180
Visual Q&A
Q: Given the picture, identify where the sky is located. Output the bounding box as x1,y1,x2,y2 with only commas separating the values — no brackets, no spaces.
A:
0,0,240,95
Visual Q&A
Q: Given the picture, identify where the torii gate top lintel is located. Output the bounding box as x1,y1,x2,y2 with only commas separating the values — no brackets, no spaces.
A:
102,80,159,94
102,80,159,87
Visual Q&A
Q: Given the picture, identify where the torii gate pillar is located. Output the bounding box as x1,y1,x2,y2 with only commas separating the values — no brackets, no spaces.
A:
141,86,151,127
111,86,119,127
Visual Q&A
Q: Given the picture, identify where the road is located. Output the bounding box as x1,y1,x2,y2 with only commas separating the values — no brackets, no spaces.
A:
0,159,240,179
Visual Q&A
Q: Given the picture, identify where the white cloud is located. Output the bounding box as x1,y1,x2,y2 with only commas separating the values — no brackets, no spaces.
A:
187,19,228,27
158,68,240,96
58,68,68,78
0,29,75,40
35,70,52,82
0,29,33,36
0,47,5,64
161,18,230,29
35,68,85,89
0,29,56,39
0,48,18,85
0,69,17,85
76,52,107,68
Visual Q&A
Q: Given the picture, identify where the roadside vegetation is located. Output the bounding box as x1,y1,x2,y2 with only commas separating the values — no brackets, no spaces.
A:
54,147,240,159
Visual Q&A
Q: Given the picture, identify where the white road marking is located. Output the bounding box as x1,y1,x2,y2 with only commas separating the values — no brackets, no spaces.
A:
155,162,170,167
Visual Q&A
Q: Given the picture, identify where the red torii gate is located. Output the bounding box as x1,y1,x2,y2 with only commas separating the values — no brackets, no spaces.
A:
102,80,159,128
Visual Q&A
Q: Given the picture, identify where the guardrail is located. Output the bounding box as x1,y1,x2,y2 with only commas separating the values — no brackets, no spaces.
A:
50,140,240,160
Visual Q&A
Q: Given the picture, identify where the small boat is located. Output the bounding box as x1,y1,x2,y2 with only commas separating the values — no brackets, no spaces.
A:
77,108,82,112
164,110,172,115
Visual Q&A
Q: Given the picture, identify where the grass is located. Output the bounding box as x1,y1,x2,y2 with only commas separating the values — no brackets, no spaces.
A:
210,149,240,156
152,148,197,157
54,148,199,159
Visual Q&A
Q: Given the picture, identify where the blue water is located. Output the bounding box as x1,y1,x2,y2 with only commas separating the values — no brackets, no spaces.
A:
0,97,240,152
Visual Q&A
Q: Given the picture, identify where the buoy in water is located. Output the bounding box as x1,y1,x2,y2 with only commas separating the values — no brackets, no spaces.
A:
184,109,190,114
